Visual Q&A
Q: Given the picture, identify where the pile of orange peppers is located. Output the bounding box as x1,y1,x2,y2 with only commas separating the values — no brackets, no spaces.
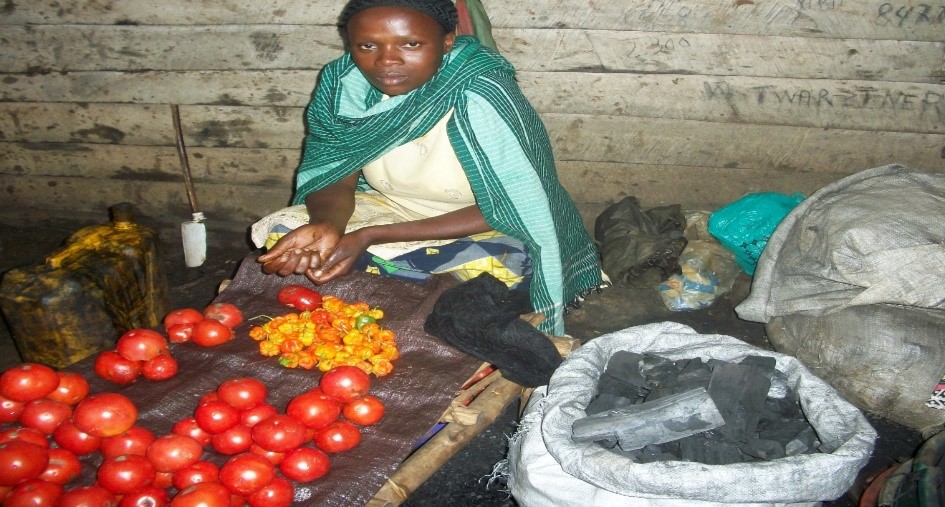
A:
248,296,399,376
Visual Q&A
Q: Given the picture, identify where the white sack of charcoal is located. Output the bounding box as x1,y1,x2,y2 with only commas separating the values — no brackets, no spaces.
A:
506,322,876,507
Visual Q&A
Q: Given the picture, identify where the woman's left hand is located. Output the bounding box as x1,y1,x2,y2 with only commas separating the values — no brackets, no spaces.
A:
307,229,372,284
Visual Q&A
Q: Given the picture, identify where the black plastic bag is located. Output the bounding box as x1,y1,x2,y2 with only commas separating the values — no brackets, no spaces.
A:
594,197,687,288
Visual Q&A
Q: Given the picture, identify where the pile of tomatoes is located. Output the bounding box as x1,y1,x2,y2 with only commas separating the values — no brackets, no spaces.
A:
93,302,246,386
0,358,386,506
249,286,400,377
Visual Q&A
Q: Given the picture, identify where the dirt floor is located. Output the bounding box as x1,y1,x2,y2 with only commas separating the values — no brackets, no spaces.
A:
0,219,925,506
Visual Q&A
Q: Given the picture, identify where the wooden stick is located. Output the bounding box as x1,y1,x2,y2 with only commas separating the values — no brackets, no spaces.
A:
366,376,524,507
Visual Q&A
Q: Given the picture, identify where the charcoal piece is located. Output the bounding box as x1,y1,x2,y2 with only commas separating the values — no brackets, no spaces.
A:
596,435,618,449
572,387,724,451
636,444,681,463
757,417,819,457
585,392,637,416
596,372,649,400
603,350,648,387
679,433,750,465
739,355,777,370
757,417,813,442
706,362,771,442
766,369,792,399
764,394,804,419
639,354,679,388
785,427,820,456
645,358,713,401
739,437,786,460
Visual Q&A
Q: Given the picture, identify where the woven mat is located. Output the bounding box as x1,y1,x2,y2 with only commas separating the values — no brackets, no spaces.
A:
68,254,483,505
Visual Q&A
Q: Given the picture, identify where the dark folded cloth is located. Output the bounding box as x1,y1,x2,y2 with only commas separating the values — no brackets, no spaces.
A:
424,273,562,387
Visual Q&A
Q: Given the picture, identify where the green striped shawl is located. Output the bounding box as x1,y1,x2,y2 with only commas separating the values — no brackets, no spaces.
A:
292,36,601,334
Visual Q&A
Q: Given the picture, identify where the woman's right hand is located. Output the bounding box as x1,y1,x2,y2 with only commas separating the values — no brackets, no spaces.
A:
257,223,342,277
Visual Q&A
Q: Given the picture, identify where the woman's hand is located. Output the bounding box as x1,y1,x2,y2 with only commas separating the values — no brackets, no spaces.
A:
257,223,342,277
307,228,373,284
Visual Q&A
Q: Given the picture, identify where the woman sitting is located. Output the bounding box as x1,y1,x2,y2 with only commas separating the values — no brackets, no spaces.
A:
254,0,601,334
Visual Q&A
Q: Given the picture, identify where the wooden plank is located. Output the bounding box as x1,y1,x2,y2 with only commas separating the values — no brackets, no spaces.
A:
519,73,945,135
4,25,941,82
557,162,852,226
5,74,943,142
4,115,943,182
542,114,945,174
0,0,343,26
5,0,945,41
0,175,292,226
500,30,944,83
0,71,320,107
0,143,298,186
0,103,307,149
0,25,343,73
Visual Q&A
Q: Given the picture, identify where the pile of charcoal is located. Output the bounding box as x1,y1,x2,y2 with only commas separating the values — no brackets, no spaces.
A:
571,350,821,465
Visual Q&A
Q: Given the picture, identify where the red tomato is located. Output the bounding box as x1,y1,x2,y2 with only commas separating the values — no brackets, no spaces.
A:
97,454,157,495
239,403,278,429
38,447,82,485
276,285,323,312
203,303,244,329
172,460,220,491
145,434,203,473
211,425,254,456
166,323,195,344
118,485,170,507
219,453,276,497
47,372,90,406
342,395,385,426
94,350,143,385
248,444,284,465
217,378,267,411
0,395,25,423
246,476,294,507
153,471,174,489
163,308,205,330
194,400,241,435
170,482,231,507
4,479,63,507
278,446,330,482
313,421,361,454
191,319,235,347
172,417,213,447
0,363,60,402
286,391,341,430
0,427,49,448
116,329,169,362
72,393,138,438
52,421,101,455
199,391,220,406
57,485,118,507
100,425,156,459
18,398,72,434
318,365,371,403
0,440,49,486
251,415,307,453
142,353,179,381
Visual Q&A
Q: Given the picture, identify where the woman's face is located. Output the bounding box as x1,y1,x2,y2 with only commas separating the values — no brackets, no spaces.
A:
345,6,455,96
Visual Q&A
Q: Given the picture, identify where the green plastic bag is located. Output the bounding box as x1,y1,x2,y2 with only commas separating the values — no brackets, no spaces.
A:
707,192,805,275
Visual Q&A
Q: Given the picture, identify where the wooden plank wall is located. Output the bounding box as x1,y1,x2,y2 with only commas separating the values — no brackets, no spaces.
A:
1,0,944,245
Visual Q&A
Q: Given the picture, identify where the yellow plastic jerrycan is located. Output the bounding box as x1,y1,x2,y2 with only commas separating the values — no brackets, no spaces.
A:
0,203,170,368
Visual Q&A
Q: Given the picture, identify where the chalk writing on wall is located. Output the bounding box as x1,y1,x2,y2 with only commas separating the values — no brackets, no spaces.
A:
797,0,843,10
876,4,945,26
703,81,945,126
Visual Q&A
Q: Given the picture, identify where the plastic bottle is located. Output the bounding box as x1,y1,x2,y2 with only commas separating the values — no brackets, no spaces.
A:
0,203,170,368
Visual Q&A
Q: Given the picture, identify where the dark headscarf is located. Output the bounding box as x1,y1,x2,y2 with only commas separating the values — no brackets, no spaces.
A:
338,0,458,33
